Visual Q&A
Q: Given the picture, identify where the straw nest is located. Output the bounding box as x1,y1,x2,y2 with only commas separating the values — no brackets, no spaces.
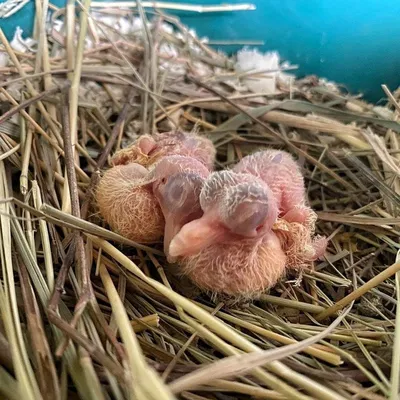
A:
0,3,400,400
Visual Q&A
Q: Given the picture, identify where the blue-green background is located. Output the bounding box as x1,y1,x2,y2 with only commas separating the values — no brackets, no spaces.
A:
1,0,399,103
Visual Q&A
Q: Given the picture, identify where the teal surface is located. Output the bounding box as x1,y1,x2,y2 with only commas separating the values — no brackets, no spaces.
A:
1,0,400,102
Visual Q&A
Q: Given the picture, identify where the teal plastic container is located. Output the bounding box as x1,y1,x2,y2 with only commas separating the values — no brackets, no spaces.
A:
1,0,399,102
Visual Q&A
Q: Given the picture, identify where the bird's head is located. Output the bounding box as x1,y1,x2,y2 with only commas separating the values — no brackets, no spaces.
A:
150,155,208,260
169,170,278,258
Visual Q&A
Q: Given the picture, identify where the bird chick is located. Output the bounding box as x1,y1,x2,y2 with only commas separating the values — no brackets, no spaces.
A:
234,150,327,265
170,170,279,254
150,155,209,261
95,163,164,243
168,170,287,299
111,130,216,170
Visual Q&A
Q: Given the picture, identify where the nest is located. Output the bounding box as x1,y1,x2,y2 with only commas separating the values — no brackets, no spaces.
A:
0,3,399,400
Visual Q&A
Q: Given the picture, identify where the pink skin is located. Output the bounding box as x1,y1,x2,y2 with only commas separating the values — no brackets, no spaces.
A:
168,212,228,258
111,135,157,166
169,170,279,258
233,150,310,223
115,162,148,178
233,150,327,261
150,155,209,261
150,131,216,170
137,136,157,155
112,131,216,170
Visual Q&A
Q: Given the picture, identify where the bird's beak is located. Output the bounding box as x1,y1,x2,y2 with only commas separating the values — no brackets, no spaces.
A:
163,215,185,263
169,217,225,258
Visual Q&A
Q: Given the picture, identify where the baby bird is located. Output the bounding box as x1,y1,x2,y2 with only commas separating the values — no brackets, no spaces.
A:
170,171,279,254
111,130,216,171
96,131,215,244
149,155,210,260
95,163,165,243
233,150,327,266
168,170,287,299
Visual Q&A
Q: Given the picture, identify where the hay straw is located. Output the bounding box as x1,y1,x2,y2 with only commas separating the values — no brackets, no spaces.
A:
89,2,256,12
0,4,400,399
169,305,350,393
100,263,175,399
390,251,400,399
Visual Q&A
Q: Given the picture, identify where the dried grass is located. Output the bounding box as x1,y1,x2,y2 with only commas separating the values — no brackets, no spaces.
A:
0,2,399,400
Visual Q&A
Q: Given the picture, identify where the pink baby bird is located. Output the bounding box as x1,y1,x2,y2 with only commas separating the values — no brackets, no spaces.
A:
233,149,327,266
95,163,164,243
96,131,215,244
149,155,210,261
111,130,216,171
168,170,287,299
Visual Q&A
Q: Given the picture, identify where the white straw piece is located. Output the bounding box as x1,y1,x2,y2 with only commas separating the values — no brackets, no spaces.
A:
89,2,256,13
